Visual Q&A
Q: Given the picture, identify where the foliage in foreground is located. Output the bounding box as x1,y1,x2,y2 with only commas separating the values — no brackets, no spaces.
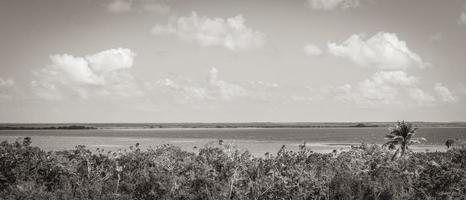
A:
0,138,465,200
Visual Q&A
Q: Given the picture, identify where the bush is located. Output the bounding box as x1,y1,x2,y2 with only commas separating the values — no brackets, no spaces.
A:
0,138,464,199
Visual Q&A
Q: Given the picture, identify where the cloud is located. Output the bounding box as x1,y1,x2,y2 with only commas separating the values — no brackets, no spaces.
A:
304,44,323,56
107,0,171,15
0,78,14,87
0,78,16,102
434,83,457,103
147,68,326,107
407,88,436,105
108,0,132,13
146,68,286,104
207,68,248,100
459,12,466,26
328,32,426,70
307,0,361,10
86,48,135,73
32,48,142,100
367,70,418,86
47,54,104,85
336,71,435,107
148,68,248,102
30,80,63,101
152,12,266,51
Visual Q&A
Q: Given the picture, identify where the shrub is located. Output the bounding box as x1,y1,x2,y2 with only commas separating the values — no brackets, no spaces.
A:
0,138,465,199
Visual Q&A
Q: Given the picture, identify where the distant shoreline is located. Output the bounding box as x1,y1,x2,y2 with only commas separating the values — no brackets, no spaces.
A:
1,121,466,130
0,125,98,130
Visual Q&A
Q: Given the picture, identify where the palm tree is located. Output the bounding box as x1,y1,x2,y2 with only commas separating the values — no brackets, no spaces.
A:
383,121,426,160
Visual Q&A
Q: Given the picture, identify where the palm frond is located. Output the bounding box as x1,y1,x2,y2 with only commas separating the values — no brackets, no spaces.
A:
384,134,397,139
406,132,415,141
383,140,400,147
389,129,402,136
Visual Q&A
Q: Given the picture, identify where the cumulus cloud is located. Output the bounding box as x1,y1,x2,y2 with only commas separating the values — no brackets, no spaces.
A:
86,48,135,73
32,48,142,100
152,12,266,51
146,68,285,104
148,68,247,102
434,83,457,103
307,0,361,10
407,88,436,105
336,71,435,107
147,68,324,107
207,68,248,100
328,32,426,70
47,54,104,85
304,44,323,56
367,70,418,86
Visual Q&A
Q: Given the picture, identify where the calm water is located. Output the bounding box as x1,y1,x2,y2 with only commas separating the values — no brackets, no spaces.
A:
1,127,465,156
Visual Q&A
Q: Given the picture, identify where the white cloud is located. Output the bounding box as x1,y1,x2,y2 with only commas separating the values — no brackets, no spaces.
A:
434,83,457,103
368,70,418,86
148,68,248,102
304,44,323,56
86,48,135,73
459,12,466,26
32,48,142,100
307,0,361,10
146,68,287,104
48,54,104,85
152,12,266,51
408,88,436,105
108,0,132,13
328,32,426,70
208,68,250,100
154,78,211,101
336,71,435,107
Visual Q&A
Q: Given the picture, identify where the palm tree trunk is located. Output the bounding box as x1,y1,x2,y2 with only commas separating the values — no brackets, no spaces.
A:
391,148,400,161
400,143,406,157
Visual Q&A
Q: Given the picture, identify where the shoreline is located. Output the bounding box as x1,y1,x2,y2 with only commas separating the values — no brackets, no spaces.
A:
0,135,448,156
2,121,466,130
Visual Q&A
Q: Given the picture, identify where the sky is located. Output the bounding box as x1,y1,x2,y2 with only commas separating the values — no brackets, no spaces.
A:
0,0,466,123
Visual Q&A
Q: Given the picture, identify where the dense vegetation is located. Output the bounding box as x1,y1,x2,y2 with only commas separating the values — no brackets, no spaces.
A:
0,136,465,200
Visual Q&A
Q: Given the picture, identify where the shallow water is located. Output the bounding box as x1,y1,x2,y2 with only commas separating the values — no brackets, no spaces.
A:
0,127,464,156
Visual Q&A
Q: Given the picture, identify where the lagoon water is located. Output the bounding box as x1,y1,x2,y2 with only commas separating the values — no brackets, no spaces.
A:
1,127,465,156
